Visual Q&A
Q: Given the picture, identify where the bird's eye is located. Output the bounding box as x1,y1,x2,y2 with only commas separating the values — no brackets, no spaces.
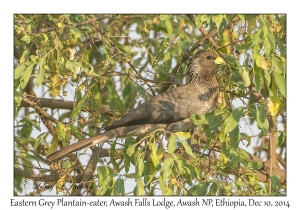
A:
206,56,212,59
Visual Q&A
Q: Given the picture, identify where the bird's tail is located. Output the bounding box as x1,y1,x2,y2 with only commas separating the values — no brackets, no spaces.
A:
46,130,116,163
46,124,166,163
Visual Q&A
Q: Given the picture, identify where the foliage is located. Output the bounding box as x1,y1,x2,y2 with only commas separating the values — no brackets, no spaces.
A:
14,14,286,195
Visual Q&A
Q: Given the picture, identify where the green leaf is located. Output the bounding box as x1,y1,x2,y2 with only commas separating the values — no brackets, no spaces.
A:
229,127,240,149
14,90,22,109
149,141,159,166
110,140,120,172
259,15,275,58
247,15,257,33
224,107,244,133
112,178,124,195
190,110,227,126
235,177,249,187
272,55,284,74
111,37,130,54
21,33,31,44
71,93,87,118
167,134,177,153
137,156,144,177
65,60,79,77
247,161,263,170
252,46,261,66
163,157,174,182
182,163,197,179
20,49,30,64
48,134,59,154
152,46,166,67
271,175,281,192
36,57,47,87
238,15,245,24
253,63,264,91
28,119,41,131
122,81,135,108
273,71,286,98
240,132,251,147
242,68,251,87
172,155,186,175
97,166,115,195
208,182,219,195
103,44,115,65
56,122,66,141
251,28,263,47
264,36,275,58
27,20,37,33
124,173,135,179
165,19,173,35
14,63,27,79
236,42,251,52
163,48,172,70
90,83,102,111
106,78,125,114
163,157,174,171
127,142,138,157
275,36,286,57
159,175,167,195
191,182,208,195
212,15,226,31
69,26,83,41
160,15,173,20
144,160,159,185
194,15,203,28
277,131,286,147
124,138,135,173
262,68,271,88
135,176,144,195
57,56,67,75
178,138,196,159
47,14,53,21
70,125,84,140
256,105,268,135
34,132,47,150
21,62,36,89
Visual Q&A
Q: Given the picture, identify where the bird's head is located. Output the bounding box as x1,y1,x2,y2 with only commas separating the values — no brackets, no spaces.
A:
187,50,225,84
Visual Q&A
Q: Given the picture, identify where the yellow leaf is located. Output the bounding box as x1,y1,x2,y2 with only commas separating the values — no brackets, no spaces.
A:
222,28,231,53
219,153,228,163
50,73,61,97
260,56,270,70
218,91,227,108
66,48,75,60
56,176,65,194
56,168,72,194
175,132,191,139
232,30,239,41
157,147,164,162
267,98,280,116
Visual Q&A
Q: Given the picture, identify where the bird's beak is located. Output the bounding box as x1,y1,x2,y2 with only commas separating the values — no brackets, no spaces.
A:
214,57,226,66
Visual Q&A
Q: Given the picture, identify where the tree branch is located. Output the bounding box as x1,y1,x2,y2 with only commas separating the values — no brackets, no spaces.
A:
70,146,102,195
37,15,113,34
186,14,220,50
21,96,118,116
197,132,286,184
159,27,218,93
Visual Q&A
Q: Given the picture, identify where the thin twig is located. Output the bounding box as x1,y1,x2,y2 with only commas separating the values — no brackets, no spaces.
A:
37,15,113,34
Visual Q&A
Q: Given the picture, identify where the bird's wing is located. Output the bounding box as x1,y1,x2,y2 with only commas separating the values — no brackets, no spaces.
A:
111,85,197,128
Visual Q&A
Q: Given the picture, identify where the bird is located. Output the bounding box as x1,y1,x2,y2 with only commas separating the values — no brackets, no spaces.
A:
46,50,225,163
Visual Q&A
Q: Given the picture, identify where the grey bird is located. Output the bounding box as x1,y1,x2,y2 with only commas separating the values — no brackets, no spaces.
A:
46,50,225,163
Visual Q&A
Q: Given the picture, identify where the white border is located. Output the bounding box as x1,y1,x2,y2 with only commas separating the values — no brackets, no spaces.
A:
3,0,298,209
